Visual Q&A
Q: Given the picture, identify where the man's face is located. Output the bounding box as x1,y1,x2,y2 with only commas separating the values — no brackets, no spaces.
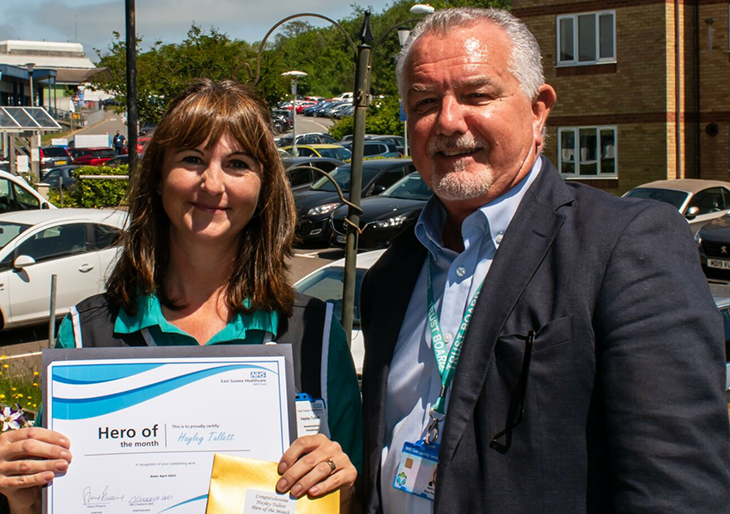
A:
405,22,549,210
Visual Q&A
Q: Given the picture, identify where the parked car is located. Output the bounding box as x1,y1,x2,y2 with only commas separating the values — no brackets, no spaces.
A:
330,172,431,249
709,283,730,395
294,249,385,375
368,135,406,155
40,165,79,191
276,133,338,147
341,140,402,158
282,144,352,161
122,136,151,155
0,208,127,330
0,170,55,213
40,146,73,168
69,147,117,166
281,157,346,191
623,179,730,234
294,159,416,244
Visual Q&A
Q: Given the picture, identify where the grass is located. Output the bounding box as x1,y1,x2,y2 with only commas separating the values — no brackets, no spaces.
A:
0,356,41,419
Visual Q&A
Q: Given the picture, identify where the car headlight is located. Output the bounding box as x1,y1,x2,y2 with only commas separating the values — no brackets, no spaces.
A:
306,203,339,216
370,214,408,230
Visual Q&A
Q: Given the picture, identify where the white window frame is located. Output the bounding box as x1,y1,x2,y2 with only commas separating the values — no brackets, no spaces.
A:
558,126,618,178
556,11,617,66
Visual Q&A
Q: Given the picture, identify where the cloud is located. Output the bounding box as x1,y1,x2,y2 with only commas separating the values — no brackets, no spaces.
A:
0,0,393,60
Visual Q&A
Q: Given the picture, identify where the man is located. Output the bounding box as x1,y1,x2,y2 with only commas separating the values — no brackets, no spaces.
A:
360,7,730,514
112,130,125,154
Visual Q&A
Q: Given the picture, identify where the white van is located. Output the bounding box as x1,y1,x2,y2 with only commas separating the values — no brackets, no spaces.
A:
0,170,55,214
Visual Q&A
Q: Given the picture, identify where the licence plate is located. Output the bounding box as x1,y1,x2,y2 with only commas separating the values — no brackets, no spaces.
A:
56,160,67,165
708,258,730,270
336,235,346,244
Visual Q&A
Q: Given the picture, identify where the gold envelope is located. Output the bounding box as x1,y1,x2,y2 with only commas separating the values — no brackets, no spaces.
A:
206,453,339,514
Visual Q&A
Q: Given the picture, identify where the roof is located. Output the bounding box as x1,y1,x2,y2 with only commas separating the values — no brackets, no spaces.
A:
0,54,95,70
0,208,128,226
339,158,412,169
634,179,730,194
0,107,62,131
710,283,730,309
282,144,345,150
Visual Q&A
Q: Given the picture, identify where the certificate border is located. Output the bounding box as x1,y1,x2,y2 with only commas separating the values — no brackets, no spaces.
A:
41,345,297,514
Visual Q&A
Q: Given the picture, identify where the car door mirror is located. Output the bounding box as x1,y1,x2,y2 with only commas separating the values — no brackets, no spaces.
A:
13,254,36,270
372,184,386,195
686,206,700,220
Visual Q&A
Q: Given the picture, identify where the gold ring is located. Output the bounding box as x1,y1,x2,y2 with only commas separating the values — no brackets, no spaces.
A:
325,458,336,475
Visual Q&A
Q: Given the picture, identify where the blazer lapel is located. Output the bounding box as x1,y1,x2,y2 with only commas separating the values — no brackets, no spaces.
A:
438,160,574,465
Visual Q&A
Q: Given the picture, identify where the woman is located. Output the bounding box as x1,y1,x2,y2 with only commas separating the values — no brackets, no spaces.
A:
0,79,361,513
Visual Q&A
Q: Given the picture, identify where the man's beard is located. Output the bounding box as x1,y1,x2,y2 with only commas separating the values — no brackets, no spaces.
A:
427,134,493,202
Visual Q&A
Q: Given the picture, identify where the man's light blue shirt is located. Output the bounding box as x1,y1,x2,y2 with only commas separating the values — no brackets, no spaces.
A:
380,157,543,514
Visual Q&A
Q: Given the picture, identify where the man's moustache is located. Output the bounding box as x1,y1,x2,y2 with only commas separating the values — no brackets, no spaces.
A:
427,134,488,156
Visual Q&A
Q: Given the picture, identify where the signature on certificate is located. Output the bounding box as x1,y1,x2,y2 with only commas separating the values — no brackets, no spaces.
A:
82,486,125,505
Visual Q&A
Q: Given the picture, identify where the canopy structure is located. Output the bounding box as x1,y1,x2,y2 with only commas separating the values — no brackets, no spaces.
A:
0,106,61,132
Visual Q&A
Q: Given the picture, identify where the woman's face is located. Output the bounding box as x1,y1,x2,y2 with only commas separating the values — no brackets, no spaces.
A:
160,131,263,249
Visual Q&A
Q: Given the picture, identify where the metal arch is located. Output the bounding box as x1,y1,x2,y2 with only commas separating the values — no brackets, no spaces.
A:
253,13,358,87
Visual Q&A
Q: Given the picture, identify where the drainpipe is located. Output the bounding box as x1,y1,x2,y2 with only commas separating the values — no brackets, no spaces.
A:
675,0,682,179
694,1,701,178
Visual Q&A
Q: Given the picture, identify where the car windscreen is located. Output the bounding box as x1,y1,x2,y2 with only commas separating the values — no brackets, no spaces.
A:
43,147,68,157
0,222,31,250
294,266,368,325
623,188,689,210
383,173,432,200
310,165,380,192
317,147,351,160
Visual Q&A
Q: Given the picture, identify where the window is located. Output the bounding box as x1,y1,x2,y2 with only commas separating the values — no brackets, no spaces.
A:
557,11,615,66
15,223,88,263
558,127,617,177
91,223,123,251
687,188,729,216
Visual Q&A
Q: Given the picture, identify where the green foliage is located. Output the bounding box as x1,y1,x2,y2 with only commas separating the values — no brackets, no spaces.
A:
0,357,41,416
66,165,129,208
330,96,405,139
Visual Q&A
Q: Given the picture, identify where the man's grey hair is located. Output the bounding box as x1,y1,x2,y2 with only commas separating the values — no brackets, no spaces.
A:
396,8,545,102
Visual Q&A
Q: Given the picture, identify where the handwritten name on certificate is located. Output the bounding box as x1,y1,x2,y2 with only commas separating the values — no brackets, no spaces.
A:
42,346,297,514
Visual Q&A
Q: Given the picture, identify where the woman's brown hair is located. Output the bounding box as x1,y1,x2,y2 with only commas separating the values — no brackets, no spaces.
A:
106,79,296,316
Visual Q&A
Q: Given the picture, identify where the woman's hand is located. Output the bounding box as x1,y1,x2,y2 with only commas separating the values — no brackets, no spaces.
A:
0,427,72,513
276,434,356,500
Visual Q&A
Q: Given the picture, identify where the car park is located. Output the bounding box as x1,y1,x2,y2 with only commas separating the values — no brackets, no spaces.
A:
368,135,406,155
69,147,117,166
341,140,402,158
0,208,127,330
281,157,346,191
623,179,730,234
294,249,385,375
276,133,338,147
282,144,352,161
330,172,431,249
0,170,55,213
294,159,416,244
709,283,730,396
40,165,79,191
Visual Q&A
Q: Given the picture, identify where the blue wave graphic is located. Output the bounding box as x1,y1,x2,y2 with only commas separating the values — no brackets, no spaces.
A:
52,363,165,385
158,494,207,513
52,364,277,420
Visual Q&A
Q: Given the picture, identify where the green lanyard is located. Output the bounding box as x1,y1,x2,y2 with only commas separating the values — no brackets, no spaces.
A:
424,255,484,445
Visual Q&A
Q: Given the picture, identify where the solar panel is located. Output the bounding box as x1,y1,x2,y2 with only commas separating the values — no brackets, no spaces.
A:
0,107,62,131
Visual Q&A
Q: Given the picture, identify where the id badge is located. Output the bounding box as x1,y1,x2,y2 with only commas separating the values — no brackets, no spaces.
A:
295,393,330,438
392,440,439,501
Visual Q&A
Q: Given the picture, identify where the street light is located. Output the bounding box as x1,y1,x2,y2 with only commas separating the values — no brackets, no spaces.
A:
25,63,35,106
281,70,308,157
255,6,434,343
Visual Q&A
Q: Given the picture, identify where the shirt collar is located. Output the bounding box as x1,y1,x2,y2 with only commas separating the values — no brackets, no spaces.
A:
415,156,543,259
114,293,279,343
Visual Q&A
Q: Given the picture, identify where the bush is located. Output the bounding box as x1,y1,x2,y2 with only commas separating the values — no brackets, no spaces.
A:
329,96,405,140
69,165,129,208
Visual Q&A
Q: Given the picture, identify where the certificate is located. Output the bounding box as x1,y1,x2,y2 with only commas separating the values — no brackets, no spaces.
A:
42,345,297,514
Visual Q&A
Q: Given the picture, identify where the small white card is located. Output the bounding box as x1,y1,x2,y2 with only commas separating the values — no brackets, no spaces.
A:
243,488,296,514
295,394,330,438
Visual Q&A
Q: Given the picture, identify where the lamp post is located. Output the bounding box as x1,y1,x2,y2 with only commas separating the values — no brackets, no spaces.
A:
282,71,307,157
25,63,35,106
254,4,434,343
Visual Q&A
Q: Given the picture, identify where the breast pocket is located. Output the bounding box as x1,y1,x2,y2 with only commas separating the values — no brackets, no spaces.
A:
494,316,572,363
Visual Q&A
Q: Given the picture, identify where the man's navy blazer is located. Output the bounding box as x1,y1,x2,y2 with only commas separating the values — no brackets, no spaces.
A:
360,158,730,513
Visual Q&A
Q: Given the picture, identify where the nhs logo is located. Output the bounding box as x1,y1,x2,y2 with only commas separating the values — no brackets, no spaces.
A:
250,371,267,379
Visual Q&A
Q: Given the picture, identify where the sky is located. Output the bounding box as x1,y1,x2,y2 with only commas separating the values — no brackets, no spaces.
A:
0,0,396,61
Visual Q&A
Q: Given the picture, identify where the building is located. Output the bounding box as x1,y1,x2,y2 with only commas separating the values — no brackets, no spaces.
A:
0,40,102,114
512,1,730,194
